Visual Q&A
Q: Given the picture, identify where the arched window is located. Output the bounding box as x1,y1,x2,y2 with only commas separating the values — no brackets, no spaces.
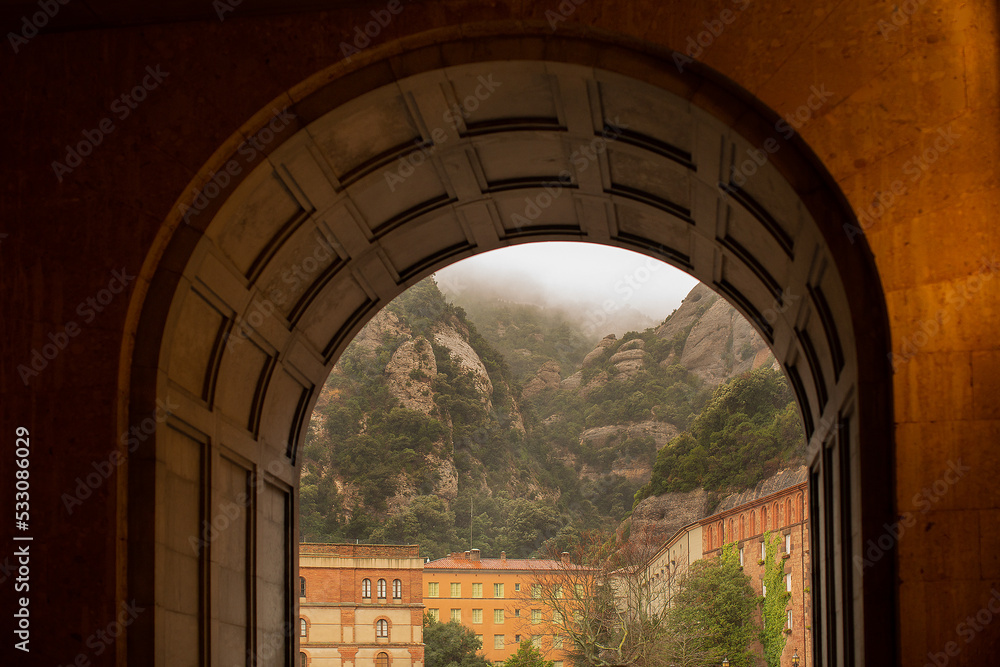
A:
362,579,371,599
376,619,389,638
739,514,745,540
301,653,308,667
796,493,804,523
376,652,390,667
300,576,306,598
377,578,386,599
773,502,780,528
300,618,307,638
707,526,713,550
727,518,734,542
750,510,756,535
762,506,768,531
786,498,793,524
393,579,402,599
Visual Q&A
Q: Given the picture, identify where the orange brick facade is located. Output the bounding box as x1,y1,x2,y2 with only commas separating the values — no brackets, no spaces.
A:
423,550,576,666
704,483,811,667
300,544,426,667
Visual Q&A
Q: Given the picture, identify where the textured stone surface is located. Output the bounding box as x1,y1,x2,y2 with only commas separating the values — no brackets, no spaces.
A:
385,336,437,415
630,488,712,544
432,323,494,407
522,360,562,398
581,334,618,367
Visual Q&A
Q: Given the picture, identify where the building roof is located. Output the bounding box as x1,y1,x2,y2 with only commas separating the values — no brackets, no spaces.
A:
299,542,421,558
424,552,583,571
713,465,808,513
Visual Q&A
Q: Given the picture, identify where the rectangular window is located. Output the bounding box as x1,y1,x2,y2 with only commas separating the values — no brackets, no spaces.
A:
739,547,744,567
760,541,766,560
494,635,505,650
787,609,793,629
531,609,541,625
472,609,483,624
475,634,483,646
451,582,461,598
574,584,584,599
532,584,542,599
494,609,504,624
554,661,564,667
428,582,440,598
451,609,462,623
515,634,522,643
554,584,562,599
552,611,562,625
514,583,520,591
472,583,483,598
428,609,440,621
494,583,504,598
531,635,541,648
553,635,563,650
785,533,792,553
514,609,520,618
786,573,792,592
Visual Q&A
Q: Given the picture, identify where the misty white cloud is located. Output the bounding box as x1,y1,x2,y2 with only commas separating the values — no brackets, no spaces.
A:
435,242,700,326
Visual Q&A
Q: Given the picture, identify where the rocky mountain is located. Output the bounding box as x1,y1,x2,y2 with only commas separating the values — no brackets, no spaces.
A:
301,276,801,559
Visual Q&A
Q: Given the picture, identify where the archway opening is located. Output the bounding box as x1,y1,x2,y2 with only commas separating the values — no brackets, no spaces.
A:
127,47,893,667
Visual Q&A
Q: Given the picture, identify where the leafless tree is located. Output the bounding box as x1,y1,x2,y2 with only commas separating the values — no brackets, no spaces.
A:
516,531,685,667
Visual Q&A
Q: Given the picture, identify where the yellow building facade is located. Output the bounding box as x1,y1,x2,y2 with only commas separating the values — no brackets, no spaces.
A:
423,550,576,666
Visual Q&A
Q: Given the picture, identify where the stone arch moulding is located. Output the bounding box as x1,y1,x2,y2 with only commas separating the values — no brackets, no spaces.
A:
126,34,894,667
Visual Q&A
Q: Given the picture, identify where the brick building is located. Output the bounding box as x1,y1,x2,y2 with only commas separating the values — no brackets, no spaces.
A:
647,469,810,667
423,550,577,666
299,544,426,667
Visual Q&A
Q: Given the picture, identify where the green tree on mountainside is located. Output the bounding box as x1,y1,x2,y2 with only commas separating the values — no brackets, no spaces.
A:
634,367,805,504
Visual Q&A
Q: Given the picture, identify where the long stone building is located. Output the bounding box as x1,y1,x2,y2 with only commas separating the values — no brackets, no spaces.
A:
648,469,810,667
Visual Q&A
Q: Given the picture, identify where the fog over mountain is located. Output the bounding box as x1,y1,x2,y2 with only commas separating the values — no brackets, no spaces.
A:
435,242,699,339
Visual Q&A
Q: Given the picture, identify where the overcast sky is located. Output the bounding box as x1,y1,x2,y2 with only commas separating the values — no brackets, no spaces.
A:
435,242,700,323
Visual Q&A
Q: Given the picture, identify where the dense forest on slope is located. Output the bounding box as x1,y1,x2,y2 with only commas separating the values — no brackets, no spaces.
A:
299,275,805,559
632,367,806,505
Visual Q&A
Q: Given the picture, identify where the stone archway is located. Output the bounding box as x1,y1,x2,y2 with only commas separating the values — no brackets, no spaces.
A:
128,34,893,666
